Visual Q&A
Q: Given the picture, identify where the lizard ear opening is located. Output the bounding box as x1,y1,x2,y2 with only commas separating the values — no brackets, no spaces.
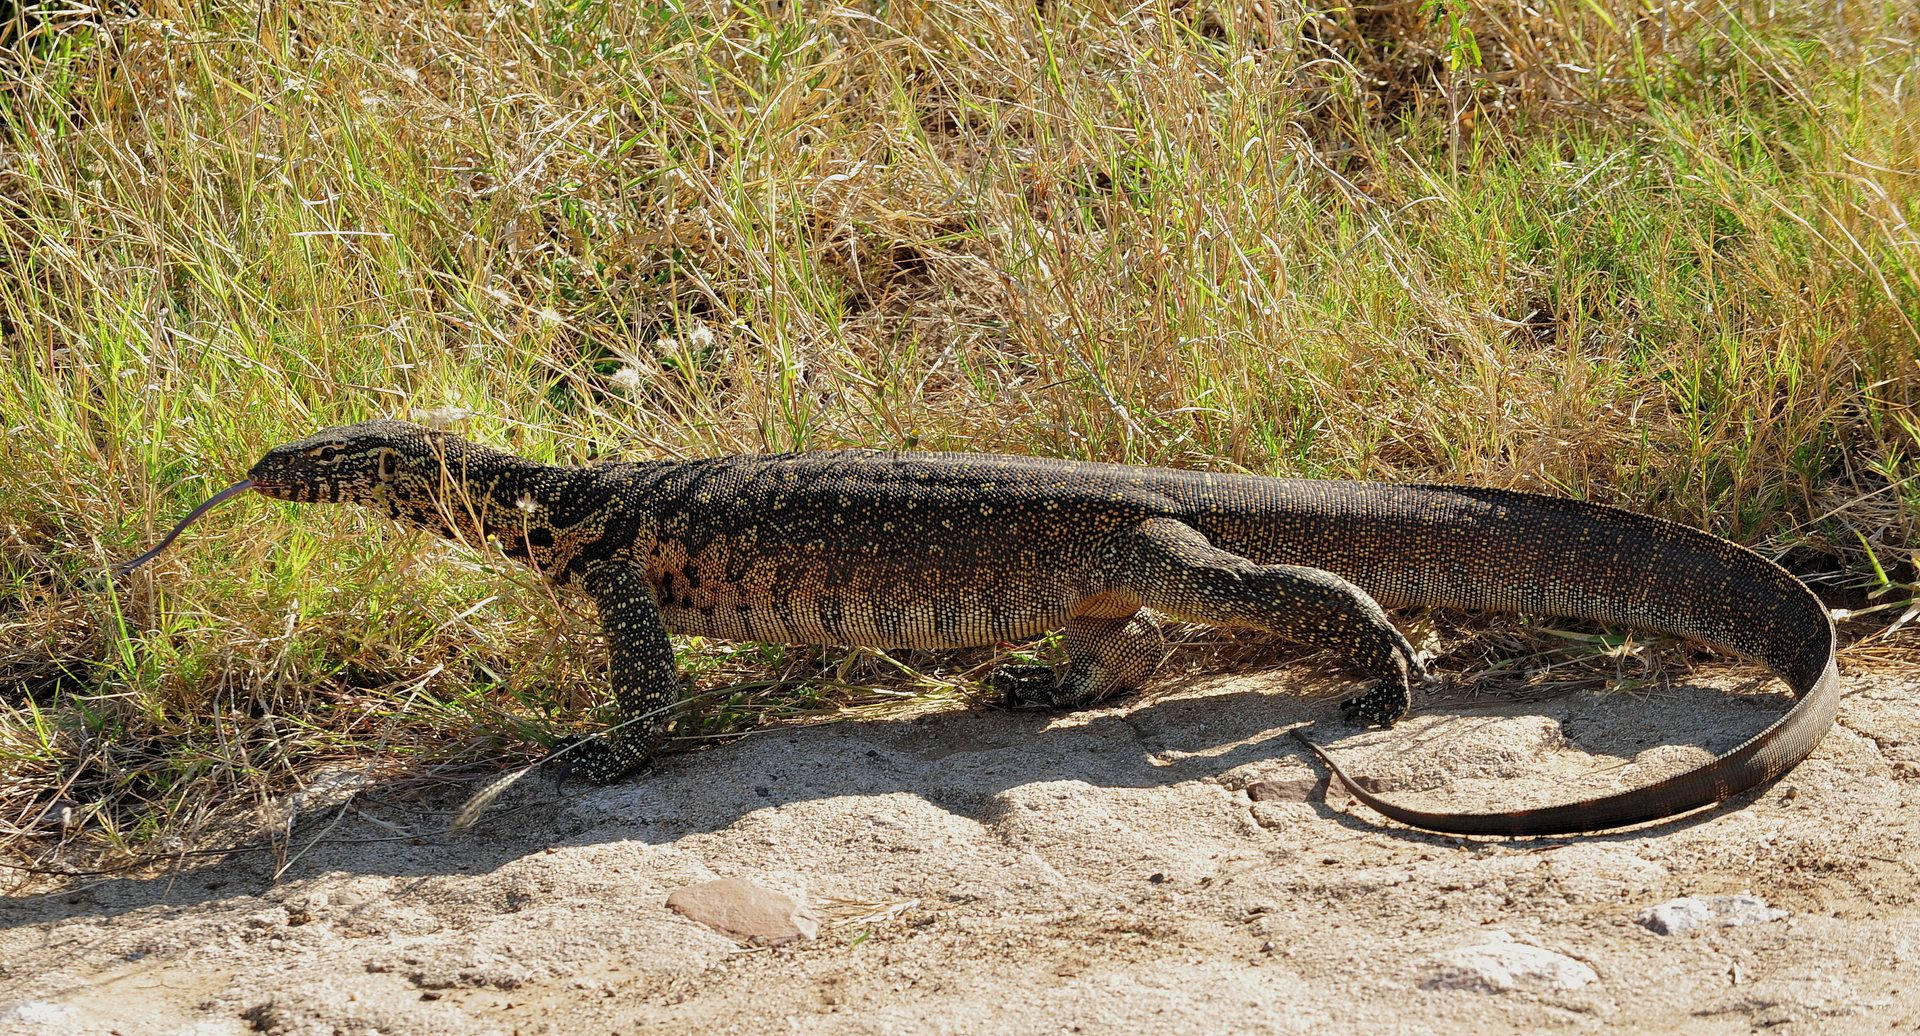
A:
377,448,395,479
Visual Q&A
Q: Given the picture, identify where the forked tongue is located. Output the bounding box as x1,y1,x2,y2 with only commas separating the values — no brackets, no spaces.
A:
113,480,255,575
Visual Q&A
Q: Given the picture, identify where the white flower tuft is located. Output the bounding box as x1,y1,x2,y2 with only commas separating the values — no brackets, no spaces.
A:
414,407,475,429
610,362,652,391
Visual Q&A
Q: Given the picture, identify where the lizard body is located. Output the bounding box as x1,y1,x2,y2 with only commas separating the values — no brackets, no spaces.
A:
239,421,1839,836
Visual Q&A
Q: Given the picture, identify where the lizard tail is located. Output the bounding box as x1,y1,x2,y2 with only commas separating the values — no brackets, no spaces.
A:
1268,482,1839,836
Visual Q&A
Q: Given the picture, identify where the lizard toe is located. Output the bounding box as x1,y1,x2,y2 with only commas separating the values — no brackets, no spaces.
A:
992,663,1062,710
543,734,646,787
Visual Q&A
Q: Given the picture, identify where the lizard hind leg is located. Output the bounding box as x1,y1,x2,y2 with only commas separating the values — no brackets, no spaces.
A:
997,611,1165,711
1118,518,1424,728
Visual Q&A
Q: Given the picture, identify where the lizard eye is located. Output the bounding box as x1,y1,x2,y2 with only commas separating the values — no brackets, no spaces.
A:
314,445,342,464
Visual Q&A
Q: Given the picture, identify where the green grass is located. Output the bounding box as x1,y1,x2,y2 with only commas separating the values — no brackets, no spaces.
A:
1,0,1915,866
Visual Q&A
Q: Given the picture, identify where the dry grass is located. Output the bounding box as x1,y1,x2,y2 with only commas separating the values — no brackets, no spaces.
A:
1,0,1915,868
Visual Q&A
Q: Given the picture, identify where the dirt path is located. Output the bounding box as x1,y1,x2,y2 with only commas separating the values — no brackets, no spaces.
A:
5,666,1918,1033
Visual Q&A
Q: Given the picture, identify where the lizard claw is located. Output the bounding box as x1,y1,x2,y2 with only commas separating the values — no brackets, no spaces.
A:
542,734,647,787
992,663,1061,710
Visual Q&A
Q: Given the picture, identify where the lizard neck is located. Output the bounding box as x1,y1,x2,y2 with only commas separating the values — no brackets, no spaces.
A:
380,437,566,548
391,441,630,584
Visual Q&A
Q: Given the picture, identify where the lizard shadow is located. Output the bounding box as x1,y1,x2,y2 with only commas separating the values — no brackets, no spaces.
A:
10,665,1793,924
588,667,1785,846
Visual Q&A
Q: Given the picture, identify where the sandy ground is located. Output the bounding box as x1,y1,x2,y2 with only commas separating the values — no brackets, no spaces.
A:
4,663,1918,1034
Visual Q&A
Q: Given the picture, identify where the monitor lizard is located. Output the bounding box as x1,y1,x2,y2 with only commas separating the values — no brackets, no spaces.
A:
134,419,1838,836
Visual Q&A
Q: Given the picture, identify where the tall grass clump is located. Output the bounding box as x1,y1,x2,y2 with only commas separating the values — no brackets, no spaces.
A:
1,0,1915,868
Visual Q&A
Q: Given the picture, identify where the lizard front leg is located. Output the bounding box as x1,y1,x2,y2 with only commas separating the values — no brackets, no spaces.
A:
547,563,679,784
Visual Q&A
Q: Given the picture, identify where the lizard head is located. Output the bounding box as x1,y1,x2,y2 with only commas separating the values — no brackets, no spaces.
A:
119,420,535,576
248,419,462,509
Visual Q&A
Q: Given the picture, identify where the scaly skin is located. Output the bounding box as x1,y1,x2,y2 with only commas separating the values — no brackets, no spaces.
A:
244,420,1839,836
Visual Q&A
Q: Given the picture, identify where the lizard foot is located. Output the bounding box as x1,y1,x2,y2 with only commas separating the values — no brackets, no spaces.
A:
1339,679,1410,728
992,663,1063,710
543,734,650,787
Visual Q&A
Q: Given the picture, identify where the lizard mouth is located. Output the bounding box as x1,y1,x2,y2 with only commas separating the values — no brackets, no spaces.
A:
247,480,296,500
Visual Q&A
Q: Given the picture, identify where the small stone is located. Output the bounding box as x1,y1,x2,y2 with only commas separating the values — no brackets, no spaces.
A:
1425,931,1597,993
1148,872,1166,884
0,1002,77,1026
1322,773,1370,812
1636,894,1785,935
1246,777,1319,803
284,768,371,819
1545,846,1668,902
666,878,819,947
244,908,288,931
1637,898,1710,934
286,891,328,926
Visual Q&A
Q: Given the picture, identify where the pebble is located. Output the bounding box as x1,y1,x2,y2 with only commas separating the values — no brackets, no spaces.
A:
1545,846,1668,902
1425,931,1598,993
1245,777,1319,803
0,1002,77,1026
1636,893,1786,935
286,891,328,927
284,768,371,817
666,878,820,947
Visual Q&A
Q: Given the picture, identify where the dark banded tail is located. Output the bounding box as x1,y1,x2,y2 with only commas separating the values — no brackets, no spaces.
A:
1280,484,1839,836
